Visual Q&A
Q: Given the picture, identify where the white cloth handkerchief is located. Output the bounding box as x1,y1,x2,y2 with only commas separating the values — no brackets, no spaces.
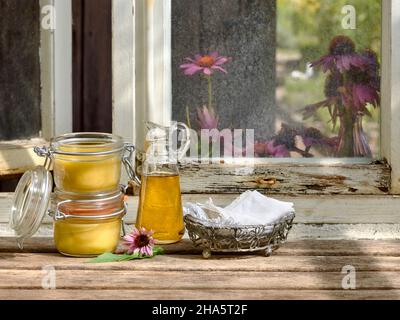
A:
184,191,295,226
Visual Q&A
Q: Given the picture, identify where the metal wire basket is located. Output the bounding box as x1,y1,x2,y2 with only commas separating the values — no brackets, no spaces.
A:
184,212,295,258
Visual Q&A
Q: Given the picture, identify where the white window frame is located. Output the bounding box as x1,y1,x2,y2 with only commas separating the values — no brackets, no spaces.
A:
0,0,73,177
112,0,172,153
1,0,399,230
110,0,400,226
381,0,400,194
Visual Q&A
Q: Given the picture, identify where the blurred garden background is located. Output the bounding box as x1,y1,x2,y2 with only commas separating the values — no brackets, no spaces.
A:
172,0,382,158
276,0,381,157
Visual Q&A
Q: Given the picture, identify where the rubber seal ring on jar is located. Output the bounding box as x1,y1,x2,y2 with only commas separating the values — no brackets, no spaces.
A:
51,195,127,221
53,202,126,221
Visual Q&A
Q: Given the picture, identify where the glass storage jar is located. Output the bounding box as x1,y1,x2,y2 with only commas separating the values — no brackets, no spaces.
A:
10,166,127,257
34,132,135,194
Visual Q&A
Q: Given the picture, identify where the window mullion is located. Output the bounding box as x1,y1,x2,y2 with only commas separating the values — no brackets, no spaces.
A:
134,0,172,151
381,0,400,193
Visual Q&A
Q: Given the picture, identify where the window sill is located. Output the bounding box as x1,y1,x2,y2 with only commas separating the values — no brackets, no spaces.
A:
1,193,400,225
0,138,47,176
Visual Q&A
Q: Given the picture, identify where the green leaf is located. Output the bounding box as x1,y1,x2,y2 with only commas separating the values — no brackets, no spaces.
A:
87,246,164,264
153,246,165,255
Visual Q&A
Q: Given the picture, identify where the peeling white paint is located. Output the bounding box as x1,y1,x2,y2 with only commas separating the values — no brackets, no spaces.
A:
2,223,400,240
289,224,400,240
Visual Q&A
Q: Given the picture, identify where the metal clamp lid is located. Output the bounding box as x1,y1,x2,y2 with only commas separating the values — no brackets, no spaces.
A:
122,143,141,186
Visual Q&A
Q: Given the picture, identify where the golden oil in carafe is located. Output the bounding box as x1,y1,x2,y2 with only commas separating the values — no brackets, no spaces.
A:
136,174,184,244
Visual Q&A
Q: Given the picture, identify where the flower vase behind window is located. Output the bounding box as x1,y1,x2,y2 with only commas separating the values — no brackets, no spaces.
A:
304,36,380,158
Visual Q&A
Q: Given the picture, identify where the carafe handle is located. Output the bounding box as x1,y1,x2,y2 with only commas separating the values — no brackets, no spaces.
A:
122,143,141,187
173,122,191,161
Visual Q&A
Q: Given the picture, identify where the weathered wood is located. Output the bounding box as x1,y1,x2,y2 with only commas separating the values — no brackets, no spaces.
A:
1,269,400,290
0,237,57,253
109,0,399,198
112,0,135,185
0,289,399,300
3,222,400,240
381,0,400,194
277,240,400,257
53,0,74,136
72,0,112,133
181,194,400,224
112,0,135,142
1,238,400,300
288,223,400,241
2,193,400,224
2,238,400,257
0,139,46,176
2,253,400,272
179,162,391,195
132,0,172,151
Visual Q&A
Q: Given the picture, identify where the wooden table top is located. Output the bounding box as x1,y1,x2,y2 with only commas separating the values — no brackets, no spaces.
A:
1,237,400,300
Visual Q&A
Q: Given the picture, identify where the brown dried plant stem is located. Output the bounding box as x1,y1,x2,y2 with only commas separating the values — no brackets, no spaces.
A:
337,108,356,157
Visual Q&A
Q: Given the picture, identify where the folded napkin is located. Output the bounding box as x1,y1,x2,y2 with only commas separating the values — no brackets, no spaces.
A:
184,190,295,227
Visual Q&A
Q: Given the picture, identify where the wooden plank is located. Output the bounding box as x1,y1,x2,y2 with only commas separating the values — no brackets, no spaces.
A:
73,0,112,133
72,0,83,132
288,223,400,241
0,193,13,221
133,0,146,151
132,0,172,151
0,139,47,176
277,240,400,257
0,237,57,253
0,289,399,300
179,162,391,195
112,0,135,143
2,253,400,272
112,0,135,186
3,222,400,240
1,269,400,290
53,0,73,136
2,193,400,224
181,194,400,224
2,238,400,256
381,0,400,194
145,0,172,127
39,0,56,140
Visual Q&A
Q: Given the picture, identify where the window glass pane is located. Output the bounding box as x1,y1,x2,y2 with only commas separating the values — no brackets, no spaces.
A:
0,0,42,141
171,0,381,159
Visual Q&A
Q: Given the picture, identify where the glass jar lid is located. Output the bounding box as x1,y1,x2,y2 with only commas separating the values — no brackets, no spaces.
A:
10,166,53,248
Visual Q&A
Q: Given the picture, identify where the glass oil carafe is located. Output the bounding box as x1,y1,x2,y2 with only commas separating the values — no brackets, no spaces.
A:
126,121,190,244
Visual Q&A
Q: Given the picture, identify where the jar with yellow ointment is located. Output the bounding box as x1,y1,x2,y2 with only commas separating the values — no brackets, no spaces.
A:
10,132,134,257
10,166,127,257
40,133,129,194
52,190,126,257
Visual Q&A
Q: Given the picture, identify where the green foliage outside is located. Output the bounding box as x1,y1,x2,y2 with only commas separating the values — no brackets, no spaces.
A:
277,0,382,61
277,0,381,156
